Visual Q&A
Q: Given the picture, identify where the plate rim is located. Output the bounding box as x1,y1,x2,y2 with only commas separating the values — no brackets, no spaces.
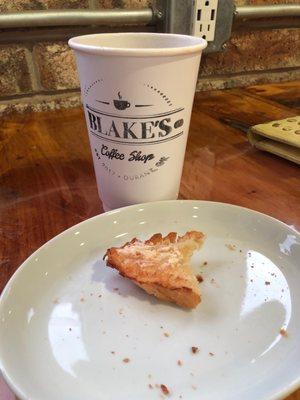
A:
0,199,299,400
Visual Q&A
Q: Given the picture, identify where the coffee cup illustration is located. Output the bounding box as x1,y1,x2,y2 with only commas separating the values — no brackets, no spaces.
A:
113,92,130,110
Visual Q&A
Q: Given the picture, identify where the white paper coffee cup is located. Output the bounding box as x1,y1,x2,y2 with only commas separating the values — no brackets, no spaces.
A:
69,33,207,211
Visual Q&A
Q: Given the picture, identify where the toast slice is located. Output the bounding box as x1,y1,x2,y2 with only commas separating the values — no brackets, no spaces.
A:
105,231,205,309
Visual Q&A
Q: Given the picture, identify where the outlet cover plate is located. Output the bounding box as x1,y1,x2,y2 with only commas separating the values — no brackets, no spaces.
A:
153,0,235,53
192,0,219,42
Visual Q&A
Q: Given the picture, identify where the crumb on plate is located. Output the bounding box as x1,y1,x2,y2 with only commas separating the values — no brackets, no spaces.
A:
191,346,199,354
164,332,170,337
160,384,170,395
123,358,130,363
226,244,236,251
210,278,219,287
177,360,183,366
196,275,203,283
280,328,288,337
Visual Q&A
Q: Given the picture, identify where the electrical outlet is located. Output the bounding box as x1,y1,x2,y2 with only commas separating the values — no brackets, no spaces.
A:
154,0,234,52
191,0,218,41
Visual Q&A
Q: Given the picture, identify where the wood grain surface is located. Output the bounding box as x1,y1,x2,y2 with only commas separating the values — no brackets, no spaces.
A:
0,81,299,399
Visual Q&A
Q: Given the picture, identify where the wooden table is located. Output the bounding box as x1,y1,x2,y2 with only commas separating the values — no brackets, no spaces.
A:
0,81,299,399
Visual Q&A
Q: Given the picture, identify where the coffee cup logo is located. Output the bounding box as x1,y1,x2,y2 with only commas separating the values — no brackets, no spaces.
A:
113,92,130,110
86,81,186,146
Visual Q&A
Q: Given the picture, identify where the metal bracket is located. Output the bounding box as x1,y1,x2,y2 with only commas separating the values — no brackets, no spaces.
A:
153,0,235,53
207,0,234,52
153,0,194,35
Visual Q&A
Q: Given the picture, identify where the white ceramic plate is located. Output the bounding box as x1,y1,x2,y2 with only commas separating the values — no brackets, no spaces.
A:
0,201,300,400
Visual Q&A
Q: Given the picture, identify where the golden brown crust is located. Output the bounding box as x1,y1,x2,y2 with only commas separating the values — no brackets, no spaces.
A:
105,231,205,309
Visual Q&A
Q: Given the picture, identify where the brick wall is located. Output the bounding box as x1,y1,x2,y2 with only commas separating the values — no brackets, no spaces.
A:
0,0,299,115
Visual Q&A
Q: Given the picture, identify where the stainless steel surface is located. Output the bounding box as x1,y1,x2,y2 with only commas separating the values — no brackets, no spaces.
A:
233,17,300,30
235,4,300,20
0,8,154,29
0,25,155,44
